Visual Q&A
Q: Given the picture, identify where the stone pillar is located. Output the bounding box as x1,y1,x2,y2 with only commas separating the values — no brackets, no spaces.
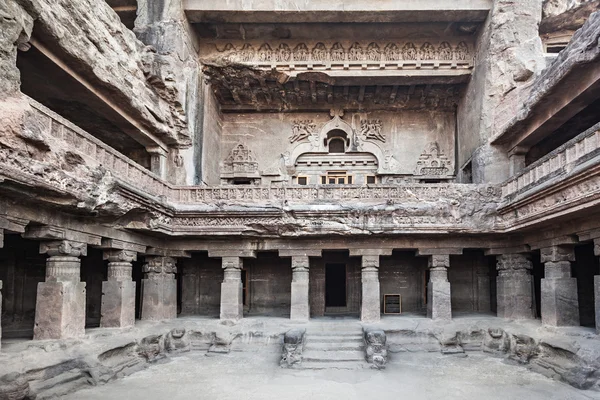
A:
220,256,243,321
427,255,452,321
361,255,381,323
540,245,580,326
290,256,310,321
147,147,167,179
476,264,491,313
101,250,137,328
141,256,177,321
34,240,87,340
508,147,527,176
496,254,534,319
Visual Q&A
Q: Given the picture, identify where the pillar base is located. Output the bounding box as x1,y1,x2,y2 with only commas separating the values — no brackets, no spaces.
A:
101,281,136,328
497,273,534,319
541,277,580,326
290,281,309,321
427,280,451,321
220,280,243,320
361,277,381,323
594,276,600,334
34,281,86,340
141,277,176,321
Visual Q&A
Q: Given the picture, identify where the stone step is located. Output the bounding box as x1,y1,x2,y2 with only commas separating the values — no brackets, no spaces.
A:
305,336,364,344
304,342,364,352
302,350,365,362
298,361,368,370
305,331,363,337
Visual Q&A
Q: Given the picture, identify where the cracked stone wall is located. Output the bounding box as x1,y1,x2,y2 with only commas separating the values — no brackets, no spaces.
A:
458,0,546,183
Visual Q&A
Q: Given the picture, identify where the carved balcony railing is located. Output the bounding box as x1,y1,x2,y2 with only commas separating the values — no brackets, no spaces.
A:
28,97,171,198
501,122,600,199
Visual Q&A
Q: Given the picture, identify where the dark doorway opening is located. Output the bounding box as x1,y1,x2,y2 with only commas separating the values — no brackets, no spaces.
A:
325,264,347,307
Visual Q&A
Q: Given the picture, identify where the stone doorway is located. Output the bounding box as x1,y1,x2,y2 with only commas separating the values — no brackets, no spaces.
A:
325,263,347,312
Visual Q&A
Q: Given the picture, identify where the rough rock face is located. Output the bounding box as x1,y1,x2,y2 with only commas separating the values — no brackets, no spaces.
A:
540,0,600,34
1,0,191,147
280,328,305,368
543,0,595,18
364,329,387,369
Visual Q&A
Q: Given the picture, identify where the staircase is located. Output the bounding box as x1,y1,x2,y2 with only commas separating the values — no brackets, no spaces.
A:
300,321,367,369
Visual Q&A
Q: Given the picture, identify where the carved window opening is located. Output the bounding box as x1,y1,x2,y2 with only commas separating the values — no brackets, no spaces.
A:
321,171,353,185
328,138,345,153
325,129,349,154
366,175,377,184
296,176,309,185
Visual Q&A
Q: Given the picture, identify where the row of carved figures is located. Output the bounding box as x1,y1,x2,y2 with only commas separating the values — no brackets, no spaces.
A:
218,41,471,63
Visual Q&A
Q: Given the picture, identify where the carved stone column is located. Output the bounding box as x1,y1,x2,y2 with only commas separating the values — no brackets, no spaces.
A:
427,255,452,321
141,256,177,321
290,256,310,321
101,250,137,328
496,254,534,319
220,256,243,320
360,255,381,323
34,240,87,340
540,245,580,326
476,264,491,313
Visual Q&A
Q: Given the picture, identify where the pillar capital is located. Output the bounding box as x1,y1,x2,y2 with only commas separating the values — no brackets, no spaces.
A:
361,254,380,271
222,256,242,271
496,253,532,273
291,255,309,271
540,245,575,263
428,254,450,269
103,249,137,263
143,256,177,276
40,240,87,257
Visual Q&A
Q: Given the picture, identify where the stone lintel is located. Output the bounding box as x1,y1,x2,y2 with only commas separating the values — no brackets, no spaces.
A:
484,245,530,256
0,216,28,233
528,236,578,251
145,247,192,258
349,249,393,257
99,238,146,254
278,249,322,258
576,228,600,242
24,225,101,246
416,248,462,256
208,250,256,258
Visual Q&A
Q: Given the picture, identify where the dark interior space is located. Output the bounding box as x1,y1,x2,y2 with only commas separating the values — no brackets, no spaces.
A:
574,243,598,328
325,263,347,307
526,98,600,166
532,251,544,319
0,234,45,339
81,248,107,328
133,259,144,320
16,43,151,168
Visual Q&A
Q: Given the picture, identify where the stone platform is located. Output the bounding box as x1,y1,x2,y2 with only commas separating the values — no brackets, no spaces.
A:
0,315,599,399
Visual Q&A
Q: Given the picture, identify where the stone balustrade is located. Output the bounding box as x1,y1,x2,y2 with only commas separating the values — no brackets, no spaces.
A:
501,122,600,199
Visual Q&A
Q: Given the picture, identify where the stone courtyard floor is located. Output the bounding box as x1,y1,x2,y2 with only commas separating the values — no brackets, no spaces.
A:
63,351,599,400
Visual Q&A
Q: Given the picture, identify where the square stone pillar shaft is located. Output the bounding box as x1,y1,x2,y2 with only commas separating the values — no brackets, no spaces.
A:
540,246,580,327
101,250,137,328
220,256,243,321
141,256,177,321
361,255,380,323
496,254,534,319
34,240,87,340
427,255,451,321
290,256,310,321
476,267,491,313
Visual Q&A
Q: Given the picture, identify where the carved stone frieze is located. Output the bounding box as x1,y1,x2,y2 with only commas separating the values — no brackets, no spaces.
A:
211,40,473,68
289,120,318,144
415,142,452,176
360,119,385,142
143,256,177,276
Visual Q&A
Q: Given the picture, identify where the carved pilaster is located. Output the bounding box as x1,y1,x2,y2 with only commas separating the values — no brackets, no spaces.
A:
141,256,177,321
496,254,534,319
426,254,451,321
540,245,579,327
220,256,243,321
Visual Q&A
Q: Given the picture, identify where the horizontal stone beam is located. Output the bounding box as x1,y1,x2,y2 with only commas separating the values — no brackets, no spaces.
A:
416,248,463,256
278,249,323,258
24,225,102,246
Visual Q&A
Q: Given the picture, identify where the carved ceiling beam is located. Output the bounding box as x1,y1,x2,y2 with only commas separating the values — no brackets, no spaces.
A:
389,85,398,104
374,85,383,104
343,85,350,100
358,85,366,103
310,81,317,103
327,86,334,103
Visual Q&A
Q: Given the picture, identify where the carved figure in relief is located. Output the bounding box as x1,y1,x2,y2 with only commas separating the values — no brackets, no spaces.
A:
258,43,273,62
367,43,381,61
384,43,400,61
348,42,364,61
240,44,255,62
360,119,385,142
402,43,417,60
289,120,318,143
419,42,436,60
222,143,259,174
312,43,327,61
438,42,453,61
330,43,345,61
415,142,452,176
294,43,309,61
277,43,291,62
455,42,469,61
